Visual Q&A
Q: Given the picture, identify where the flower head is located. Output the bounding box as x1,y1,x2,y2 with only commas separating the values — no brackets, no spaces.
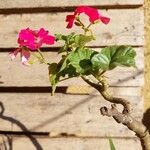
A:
18,28,55,50
66,6,110,28
10,28,55,64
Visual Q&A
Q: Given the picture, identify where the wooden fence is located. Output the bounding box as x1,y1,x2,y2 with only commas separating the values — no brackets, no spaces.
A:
0,0,144,149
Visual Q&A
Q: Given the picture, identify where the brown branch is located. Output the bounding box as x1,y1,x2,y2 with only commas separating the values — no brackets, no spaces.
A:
82,76,150,150
82,76,131,113
100,104,150,150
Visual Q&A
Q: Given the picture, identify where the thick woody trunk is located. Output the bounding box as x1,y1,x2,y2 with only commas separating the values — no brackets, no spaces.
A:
82,76,150,150
100,103,150,150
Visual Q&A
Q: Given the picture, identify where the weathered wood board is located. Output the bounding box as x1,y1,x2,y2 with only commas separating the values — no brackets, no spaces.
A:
0,0,143,9
0,48,143,87
0,9,144,48
0,91,143,137
0,135,142,150
0,0,144,149
144,0,150,110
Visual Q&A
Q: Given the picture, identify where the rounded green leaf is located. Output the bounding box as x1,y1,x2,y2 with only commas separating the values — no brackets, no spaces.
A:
91,46,136,71
68,47,96,75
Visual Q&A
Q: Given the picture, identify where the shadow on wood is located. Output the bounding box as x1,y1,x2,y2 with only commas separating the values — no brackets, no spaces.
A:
29,93,97,131
0,102,43,150
142,108,150,133
0,135,12,150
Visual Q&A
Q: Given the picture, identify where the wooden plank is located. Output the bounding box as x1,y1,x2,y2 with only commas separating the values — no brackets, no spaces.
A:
0,92,143,137
0,48,143,87
0,9,144,48
0,135,142,150
144,0,150,110
0,0,143,9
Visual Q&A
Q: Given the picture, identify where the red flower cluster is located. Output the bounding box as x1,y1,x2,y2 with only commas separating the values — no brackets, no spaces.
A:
66,6,110,28
10,28,55,64
10,6,110,65
18,28,55,50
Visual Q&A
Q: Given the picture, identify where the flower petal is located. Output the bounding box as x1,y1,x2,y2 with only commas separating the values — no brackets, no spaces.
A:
66,6,110,27
76,6,99,23
19,28,35,41
21,55,29,65
21,49,30,64
18,28,36,50
17,28,55,51
38,28,49,37
42,35,55,45
66,15,75,28
75,6,86,14
99,16,110,24
27,42,37,50
9,48,20,60
35,28,55,47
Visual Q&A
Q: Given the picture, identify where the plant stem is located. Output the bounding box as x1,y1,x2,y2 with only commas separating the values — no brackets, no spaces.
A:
37,49,47,64
31,49,49,65
75,17,95,39
59,76,76,82
86,23,93,30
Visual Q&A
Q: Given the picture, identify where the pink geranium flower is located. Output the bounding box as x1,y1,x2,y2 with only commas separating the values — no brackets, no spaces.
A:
9,48,30,65
18,28,55,50
10,28,55,64
66,6,110,28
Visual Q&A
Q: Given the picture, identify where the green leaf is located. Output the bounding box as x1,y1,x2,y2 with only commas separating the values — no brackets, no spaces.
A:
58,45,69,54
55,33,75,43
67,32,76,43
91,51,110,70
48,63,59,95
68,47,96,75
56,33,94,54
48,63,58,75
59,54,72,72
56,52,80,80
55,33,76,54
48,60,79,95
61,65,79,78
55,34,67,41
108,138,116,150
74,34,93,47
109,46,136,69
91,46,136,71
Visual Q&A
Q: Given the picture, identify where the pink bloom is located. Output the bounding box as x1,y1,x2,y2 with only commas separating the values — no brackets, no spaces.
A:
18,28,55,50
9,48,30,65
10,28,55,64
66,15,76,28
66,6,110,28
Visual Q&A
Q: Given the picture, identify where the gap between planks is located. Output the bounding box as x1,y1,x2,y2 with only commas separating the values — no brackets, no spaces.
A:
0,135,142,150
0,45,144,52
0,86,142,95
0,131,140,139
0,6,143,14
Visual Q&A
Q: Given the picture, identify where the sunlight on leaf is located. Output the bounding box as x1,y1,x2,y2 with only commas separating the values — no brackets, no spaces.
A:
91,45,136,71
